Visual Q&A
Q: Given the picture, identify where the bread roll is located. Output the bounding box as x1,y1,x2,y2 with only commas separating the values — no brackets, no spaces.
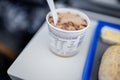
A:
99,45,120,80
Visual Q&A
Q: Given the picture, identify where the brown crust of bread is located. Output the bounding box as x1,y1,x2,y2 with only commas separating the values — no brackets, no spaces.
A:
99,45,120,80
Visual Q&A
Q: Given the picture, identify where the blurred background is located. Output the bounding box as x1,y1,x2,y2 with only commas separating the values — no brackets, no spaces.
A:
0,0,120,79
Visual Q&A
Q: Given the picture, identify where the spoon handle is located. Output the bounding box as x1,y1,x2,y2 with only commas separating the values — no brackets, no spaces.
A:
47,0,58,25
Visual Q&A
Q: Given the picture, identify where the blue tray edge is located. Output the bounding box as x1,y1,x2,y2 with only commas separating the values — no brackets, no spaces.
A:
82,21,120,80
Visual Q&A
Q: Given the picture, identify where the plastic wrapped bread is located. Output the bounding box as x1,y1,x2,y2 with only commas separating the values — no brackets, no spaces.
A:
99,45,120,80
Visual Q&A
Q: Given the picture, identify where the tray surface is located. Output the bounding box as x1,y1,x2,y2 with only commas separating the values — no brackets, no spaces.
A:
82,21,120,80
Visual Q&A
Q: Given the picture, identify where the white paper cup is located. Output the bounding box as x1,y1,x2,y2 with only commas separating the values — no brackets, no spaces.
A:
46,8,90,57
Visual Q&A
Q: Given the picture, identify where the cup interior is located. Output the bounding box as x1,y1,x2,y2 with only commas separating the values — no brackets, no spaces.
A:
46,8,90,33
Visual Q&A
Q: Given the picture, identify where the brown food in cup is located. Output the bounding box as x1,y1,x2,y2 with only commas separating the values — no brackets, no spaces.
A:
48,12,87,31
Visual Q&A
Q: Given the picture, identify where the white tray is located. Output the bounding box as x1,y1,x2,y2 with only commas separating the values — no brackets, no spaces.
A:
7,20,97,80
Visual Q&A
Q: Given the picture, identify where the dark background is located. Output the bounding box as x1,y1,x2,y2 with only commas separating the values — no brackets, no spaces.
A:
0,0,120,79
